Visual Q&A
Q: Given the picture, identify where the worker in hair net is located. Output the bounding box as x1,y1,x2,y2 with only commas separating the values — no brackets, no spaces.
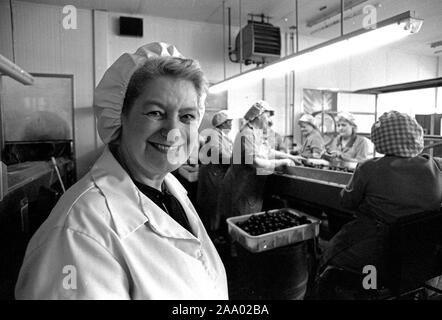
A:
294,114,325,158
326,111,372,162
15,42,228,300
216,101,302,239
196,110,233,237
313,111,442,299
265,105,287,152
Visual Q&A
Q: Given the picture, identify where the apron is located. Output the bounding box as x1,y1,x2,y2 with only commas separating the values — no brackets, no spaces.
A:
197,163,230,232
216,125,270,229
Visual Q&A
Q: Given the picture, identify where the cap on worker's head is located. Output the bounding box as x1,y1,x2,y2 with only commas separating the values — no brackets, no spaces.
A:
298,114,318,129
244,100,273,122
371,110,424,157
336,111,357,127
212,110,232,127
94,42,194,144
267,105,276,116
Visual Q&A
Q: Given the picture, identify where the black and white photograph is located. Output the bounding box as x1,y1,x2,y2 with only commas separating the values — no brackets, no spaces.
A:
1,0,442,305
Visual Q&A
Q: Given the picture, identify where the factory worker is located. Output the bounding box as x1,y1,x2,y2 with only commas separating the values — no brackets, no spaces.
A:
316,111,442,298
265,106,287,152
294,114,325,159
326,111,371,162
196,110,233,236
15,42,228,300
216,101,301,235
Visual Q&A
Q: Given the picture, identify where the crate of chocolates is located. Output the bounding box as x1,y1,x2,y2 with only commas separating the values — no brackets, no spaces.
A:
226,208,320,253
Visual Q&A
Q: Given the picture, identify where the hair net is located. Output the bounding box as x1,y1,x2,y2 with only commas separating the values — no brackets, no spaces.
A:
244,100,273,122
94,42,204,144
336,111,357,127
298,114,318,130
371,110,424,157
212,110,232,127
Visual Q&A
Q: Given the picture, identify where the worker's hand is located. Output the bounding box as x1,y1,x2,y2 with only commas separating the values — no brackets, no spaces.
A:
289,155,305,165
291,145,301,154
329,150,342,158
279,159,296,167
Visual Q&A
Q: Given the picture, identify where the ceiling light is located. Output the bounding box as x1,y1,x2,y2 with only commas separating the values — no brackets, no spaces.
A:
209,11,422,94
209,68,264,94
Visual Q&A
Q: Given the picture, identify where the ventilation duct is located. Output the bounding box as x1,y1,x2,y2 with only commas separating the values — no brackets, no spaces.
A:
233,21,281,65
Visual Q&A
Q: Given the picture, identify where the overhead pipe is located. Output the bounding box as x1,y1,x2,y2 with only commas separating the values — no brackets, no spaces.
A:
239,0,243,73
0,54,34,85
285,31,289,135
9,0,16,63
291,0,299,138
227,7,239,63
295,0,299,52
341,0,344,36
0,1,33,85
222,0,226,79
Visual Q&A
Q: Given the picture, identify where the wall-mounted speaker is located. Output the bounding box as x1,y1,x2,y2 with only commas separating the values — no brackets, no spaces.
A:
119,17,143,37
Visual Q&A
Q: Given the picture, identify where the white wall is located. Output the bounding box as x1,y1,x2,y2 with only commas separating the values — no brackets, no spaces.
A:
438,56,442,112
2,0,439,171
105,11,245,84
226,35,439,143
0,1,235,178
0,0,13,60
0,1,97,178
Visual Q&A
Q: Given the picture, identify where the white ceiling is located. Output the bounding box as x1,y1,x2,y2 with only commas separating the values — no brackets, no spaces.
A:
16,0,442,56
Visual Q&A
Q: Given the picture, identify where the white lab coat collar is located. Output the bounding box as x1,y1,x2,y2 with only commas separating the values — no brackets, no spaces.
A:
91,146,202,242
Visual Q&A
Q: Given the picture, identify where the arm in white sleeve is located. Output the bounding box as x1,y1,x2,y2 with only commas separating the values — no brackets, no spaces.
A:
15,227,130,300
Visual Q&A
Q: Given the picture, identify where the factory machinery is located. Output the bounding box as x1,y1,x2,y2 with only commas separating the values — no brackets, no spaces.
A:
264,159,356,238
0,70,76,299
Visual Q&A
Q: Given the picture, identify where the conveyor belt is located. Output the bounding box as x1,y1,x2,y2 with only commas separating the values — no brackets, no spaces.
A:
266,166,355,216
281,165,353,187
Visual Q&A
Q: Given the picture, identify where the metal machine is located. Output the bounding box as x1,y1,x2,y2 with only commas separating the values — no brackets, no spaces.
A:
0,72,76,228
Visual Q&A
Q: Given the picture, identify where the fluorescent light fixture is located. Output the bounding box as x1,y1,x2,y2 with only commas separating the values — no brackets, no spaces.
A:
209,11,422,93
317,87,341,91
209,68,264,94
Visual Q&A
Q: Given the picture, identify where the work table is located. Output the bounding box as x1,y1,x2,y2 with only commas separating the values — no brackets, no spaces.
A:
265,166,356,236
0,158,73,220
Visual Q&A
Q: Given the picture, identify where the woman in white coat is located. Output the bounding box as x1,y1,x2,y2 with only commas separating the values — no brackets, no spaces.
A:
15,42,228,300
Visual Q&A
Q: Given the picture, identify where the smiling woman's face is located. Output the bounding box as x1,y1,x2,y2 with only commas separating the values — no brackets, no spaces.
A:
120,76,200,181
299,122,314,136
337,120,354,138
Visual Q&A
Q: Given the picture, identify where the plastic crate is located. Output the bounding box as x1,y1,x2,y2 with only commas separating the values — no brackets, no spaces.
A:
226,208,320,253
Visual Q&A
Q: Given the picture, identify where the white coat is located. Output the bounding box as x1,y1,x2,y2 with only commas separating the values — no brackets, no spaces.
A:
15,147,228,300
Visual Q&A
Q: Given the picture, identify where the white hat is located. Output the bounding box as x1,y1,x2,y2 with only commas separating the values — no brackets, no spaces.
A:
298,114,318,129
336,111,357,127
244,100,273,122
94,42,201,144
212,110,232,127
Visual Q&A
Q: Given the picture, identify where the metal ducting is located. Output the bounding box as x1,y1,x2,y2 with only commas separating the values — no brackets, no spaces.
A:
233,21,281,65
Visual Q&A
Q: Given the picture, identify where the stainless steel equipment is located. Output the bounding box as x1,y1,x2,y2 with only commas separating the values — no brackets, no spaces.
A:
0,73,76,198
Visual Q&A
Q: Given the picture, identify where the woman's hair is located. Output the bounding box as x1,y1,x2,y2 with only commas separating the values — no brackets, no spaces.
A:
250,111,269,128
337,116,357,135
122,56,208,115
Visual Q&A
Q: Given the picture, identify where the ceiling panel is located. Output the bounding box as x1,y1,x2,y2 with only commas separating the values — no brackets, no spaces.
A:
11,0,442,56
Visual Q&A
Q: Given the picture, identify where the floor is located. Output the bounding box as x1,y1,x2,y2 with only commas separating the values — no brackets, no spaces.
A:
212,222,442,300
214,238,318,300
